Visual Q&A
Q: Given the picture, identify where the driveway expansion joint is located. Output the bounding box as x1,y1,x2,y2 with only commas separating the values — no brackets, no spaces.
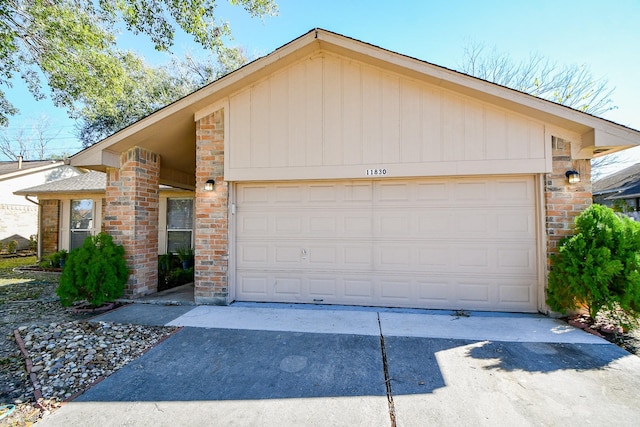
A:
378,313,396,427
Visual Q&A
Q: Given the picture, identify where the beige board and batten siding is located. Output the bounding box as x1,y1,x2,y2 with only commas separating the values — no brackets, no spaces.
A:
225,49,547,312
225,51,549,182
235,176,538,312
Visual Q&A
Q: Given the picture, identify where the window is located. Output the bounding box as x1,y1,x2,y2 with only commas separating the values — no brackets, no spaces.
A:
167,198,193,253
70,199,93,250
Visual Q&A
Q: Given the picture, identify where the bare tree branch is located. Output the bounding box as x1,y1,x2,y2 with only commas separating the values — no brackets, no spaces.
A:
459,42,616,116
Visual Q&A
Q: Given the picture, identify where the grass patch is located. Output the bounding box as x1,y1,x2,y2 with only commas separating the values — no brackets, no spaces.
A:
0,256,59,303
0,256,37,273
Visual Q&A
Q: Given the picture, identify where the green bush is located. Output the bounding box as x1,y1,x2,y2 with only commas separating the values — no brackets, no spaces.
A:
547,204,640,321
158,253,194,291
57,233,129,307
40,249,68,268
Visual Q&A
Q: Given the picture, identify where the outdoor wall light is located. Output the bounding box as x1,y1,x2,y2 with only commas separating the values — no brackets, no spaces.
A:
565,170,580,184
204,179,215,191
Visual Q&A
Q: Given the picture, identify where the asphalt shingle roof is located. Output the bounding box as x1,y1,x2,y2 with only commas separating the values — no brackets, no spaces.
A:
14,170,106,195
592,163,640,195
0,160,63,177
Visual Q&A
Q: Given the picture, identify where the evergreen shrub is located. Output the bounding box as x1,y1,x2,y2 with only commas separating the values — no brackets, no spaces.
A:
547,204,640,321
57,232,129,307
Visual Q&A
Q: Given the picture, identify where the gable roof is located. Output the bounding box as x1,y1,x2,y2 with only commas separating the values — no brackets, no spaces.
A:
70,28,640,188
0,159,66,181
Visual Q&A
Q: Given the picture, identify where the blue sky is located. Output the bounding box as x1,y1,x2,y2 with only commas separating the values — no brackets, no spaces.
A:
2,0,639,167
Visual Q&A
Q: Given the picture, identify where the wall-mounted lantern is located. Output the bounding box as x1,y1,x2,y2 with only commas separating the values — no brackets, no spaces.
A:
565,170,580,184
204,179,215,191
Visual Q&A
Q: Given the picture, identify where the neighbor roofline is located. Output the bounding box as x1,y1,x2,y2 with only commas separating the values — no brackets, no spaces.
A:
0,160,67,182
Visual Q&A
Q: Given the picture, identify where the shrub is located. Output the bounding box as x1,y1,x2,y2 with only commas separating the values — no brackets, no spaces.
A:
7,240,18,254
547,204,640,321
158,253,194,291
175,246,194,270
29,235,38,252
40,249,68,268
57,233,129,307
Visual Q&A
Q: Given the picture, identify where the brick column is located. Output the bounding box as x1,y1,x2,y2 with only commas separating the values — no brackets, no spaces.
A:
40,200,60,258
545,137,592,260
194,109,229,305
104,147,160,298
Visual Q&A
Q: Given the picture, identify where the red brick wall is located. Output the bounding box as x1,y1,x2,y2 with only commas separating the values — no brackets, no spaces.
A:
103,147,160,297
194,109,229,305
545,137,592,260
40,199,60,258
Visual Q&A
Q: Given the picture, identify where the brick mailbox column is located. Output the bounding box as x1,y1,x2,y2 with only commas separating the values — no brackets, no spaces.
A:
104,146,160,298
194,109,229,305
544,137,592,262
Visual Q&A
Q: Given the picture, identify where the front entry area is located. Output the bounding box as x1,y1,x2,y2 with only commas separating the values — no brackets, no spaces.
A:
234,176,539,312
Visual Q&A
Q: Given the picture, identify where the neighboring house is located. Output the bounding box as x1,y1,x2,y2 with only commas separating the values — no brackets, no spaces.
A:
14,170,194,258
0,158,81,245
592,163,640,211
43,29,640,313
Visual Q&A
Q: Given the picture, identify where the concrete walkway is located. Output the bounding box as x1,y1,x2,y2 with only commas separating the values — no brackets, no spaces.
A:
38,303,640,426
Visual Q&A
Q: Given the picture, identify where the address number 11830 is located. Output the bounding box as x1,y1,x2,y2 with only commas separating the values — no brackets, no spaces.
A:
365,168,387,176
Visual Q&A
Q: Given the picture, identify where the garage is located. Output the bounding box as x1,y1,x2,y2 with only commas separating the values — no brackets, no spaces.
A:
69,30,638,311
235,175,539,312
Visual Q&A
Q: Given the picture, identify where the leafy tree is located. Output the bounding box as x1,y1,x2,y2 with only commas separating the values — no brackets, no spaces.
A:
547,204,640,321
77,46,249,146
459,42,615,116
0,0,277,127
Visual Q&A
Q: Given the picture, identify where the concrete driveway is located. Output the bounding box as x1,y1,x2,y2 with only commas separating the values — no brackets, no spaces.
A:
38,304,640,426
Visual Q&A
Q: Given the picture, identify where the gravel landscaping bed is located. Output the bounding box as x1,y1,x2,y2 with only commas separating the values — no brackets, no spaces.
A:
1,258,640,425
0,263,177,426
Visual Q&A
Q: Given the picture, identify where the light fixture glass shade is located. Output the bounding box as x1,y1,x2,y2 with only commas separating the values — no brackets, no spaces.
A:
204,179,215,191
565,170,580,184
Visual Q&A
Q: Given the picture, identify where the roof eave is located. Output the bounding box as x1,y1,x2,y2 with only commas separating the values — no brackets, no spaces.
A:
70,28,640,170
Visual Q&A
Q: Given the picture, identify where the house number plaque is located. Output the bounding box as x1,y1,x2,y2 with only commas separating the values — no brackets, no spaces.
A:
365,168,387,176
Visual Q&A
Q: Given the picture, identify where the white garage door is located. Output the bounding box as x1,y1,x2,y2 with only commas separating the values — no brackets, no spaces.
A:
234,176,539,312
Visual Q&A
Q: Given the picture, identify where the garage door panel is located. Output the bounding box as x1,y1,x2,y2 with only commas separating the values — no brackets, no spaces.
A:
457,281,491,304
238,276,269,296
454,181,489,201
344,183,373,201
377,213,411,235
309,278,337,297
309,216,337,233
344,279,375,299
238,214,269,234
235,176,539,312
416,182,450,202
497,246,536,272
273,278,302,296
380,280,412,301
275,185,304,202
418,211,452,235
308,246,338,264
377,245,412,268
495,179,534,202
499,280,535,305
343,214,373,235
240,245,269,264
377,182,411,202
416,280,452,302
496,211,535,236
344,245,373,266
